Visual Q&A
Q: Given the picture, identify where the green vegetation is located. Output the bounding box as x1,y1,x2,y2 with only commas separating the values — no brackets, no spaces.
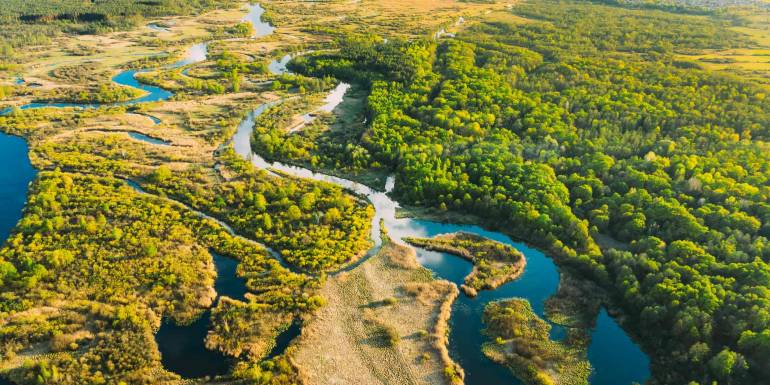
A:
482,299,591,385
0,171,215,383
2,0,770,383
0,3,374,380
141,150,374,273
284,1,770,383
37,84,145,104
404,232,525,296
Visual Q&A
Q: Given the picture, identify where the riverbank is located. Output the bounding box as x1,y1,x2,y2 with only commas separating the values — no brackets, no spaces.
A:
292,233,459,385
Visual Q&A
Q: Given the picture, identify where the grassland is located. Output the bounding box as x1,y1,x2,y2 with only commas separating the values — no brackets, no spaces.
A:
292,231,460,385
676,10,770,86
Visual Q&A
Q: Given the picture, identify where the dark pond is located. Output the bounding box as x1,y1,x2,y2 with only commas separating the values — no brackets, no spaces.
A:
155,252,247,378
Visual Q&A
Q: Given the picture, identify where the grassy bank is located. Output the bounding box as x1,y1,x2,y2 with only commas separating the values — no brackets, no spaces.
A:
291,229,460,385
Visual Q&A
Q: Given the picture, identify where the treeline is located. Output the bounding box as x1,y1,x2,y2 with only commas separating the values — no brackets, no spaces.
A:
286,1,770,383
0,0,236,49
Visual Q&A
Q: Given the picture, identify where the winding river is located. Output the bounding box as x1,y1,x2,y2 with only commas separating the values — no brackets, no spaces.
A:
229,6,651,385
0,2,650,384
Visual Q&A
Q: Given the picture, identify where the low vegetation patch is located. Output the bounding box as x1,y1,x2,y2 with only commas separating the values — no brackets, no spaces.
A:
482,299,591,385
405,232,525,296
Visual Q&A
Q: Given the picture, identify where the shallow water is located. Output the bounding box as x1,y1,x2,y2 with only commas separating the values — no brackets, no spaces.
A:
128,132,171,146
130,113,161,125
147,23,170,32
268,54,292,74
243,3,274,37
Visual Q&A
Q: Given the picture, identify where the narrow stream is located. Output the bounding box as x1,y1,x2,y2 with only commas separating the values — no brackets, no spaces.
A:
154,252,246,378
1,41,209,115
147,23,170,33
127,131,171,146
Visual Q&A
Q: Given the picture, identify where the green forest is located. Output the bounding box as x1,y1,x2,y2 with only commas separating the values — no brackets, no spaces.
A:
281,1,770,383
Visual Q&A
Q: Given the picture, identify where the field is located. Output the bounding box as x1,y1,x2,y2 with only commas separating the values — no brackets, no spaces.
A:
292,235,459,385
677,10,770,86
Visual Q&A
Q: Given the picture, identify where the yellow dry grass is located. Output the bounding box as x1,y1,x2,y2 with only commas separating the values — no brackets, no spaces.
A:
292,238,459,385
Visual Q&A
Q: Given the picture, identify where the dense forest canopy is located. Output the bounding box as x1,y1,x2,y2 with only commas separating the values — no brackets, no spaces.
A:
285,0,770,383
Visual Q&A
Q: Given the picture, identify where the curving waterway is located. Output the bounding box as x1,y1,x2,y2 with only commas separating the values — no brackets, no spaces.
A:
230,6,651,383
0,4,274,383
0,2,650,384
232,105,651,384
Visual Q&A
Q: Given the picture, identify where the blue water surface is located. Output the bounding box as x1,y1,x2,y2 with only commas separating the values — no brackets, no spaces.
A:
0,132,36,245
